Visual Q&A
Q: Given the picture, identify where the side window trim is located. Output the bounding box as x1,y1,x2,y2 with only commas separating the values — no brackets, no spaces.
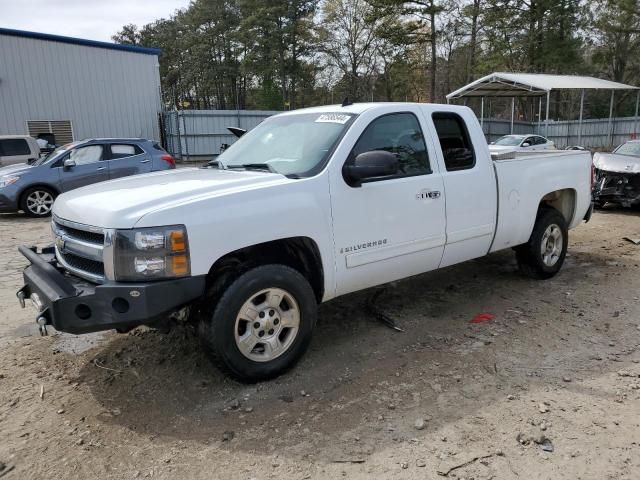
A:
344,111,432,186
431,112,476,172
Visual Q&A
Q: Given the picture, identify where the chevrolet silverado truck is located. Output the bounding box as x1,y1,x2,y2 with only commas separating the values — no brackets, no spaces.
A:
17,103,593,381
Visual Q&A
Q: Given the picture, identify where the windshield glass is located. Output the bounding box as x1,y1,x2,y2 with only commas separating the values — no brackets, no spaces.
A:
32,142,77,166
614,142,640,157
217,112,354,176
494,135,524,146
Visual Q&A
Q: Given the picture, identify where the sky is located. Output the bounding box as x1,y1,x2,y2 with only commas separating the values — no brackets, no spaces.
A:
0,0,191,43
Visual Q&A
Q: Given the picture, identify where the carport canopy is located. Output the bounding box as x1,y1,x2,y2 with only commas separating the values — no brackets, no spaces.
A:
446,72,640,142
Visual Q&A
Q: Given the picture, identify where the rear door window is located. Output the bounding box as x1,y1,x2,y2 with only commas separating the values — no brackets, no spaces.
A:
432,113,475,171
110,144,143,159
0,138,30,156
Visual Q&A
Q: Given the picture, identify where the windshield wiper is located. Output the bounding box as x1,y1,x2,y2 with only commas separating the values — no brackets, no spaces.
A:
226,163,276,173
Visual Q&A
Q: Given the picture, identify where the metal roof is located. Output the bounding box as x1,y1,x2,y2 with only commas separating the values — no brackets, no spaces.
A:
447,72,639,99
0,27,161,56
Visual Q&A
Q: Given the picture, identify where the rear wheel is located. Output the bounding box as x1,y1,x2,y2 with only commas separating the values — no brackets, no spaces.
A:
199,264,317,382
516,207,568,280
20,187,56,217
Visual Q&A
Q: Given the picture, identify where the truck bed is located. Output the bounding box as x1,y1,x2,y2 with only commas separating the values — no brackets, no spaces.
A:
490,150,593,253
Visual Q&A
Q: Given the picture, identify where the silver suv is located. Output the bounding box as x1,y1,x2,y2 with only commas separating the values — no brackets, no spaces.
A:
0,138,176,217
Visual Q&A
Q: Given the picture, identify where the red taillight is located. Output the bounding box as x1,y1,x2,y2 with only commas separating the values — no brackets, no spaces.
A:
161,154,176,167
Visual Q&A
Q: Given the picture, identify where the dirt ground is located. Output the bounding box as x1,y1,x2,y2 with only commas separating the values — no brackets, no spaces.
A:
1,208,639,480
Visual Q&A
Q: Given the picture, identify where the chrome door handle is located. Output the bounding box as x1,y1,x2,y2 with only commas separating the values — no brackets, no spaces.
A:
140,159,150,164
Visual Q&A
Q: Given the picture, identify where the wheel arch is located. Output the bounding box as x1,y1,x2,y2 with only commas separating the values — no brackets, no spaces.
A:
538,188,576,224
18,183,60,204
205,236,325,304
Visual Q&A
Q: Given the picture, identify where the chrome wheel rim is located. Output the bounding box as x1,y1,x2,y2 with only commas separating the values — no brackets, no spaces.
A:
26,190,54,216
234,288,300,362
540,224,563,267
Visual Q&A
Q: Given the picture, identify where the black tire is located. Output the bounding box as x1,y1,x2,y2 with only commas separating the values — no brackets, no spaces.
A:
199,264,317,382
19,186,56,218
515,207,568,280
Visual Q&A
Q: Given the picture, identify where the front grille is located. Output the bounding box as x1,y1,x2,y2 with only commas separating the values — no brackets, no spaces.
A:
52,218,106,282
60,251,105,276
54,221,104,244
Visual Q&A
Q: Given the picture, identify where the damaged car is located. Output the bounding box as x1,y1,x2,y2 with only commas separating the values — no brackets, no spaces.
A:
593,140,640,208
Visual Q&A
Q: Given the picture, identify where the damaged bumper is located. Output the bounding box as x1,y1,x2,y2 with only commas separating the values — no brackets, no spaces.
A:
593,170,640,208
17,245,206,335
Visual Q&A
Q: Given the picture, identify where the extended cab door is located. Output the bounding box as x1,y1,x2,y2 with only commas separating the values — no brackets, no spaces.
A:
429,110,498,267
58,144,109,192
329,107,447,296
107,143,152,179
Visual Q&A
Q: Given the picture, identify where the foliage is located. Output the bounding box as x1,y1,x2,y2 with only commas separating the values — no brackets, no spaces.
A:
113,0,640,117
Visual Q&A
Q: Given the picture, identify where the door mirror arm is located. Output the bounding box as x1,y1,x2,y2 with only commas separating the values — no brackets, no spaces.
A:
63,158,76,170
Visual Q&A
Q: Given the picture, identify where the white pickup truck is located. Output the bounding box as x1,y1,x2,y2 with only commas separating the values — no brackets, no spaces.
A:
17,103,593,381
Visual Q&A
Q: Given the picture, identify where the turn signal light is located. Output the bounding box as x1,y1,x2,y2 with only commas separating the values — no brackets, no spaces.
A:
171,255,189,275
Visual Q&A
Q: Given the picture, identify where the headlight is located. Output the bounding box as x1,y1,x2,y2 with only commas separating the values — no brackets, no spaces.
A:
113,225,190,281
0,175,19,188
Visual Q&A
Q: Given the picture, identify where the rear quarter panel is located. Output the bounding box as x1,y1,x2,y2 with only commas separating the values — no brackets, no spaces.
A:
490,151,592,252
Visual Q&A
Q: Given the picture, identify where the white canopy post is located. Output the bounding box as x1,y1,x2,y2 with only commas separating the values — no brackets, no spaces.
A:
480,97,484,129
608,90,615,147
537,97,542,134
545,91,550,137
634,90,640,140
578,89,585,144
510,97,515,134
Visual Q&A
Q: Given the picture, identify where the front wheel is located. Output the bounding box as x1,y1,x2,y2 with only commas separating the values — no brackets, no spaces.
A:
199,264,317,382
20,187,56,217
515,207,568,279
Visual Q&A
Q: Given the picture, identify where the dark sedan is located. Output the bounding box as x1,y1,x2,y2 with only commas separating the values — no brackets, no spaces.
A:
0,138,176,217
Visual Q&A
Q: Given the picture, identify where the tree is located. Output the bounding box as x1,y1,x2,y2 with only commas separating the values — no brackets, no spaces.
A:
318,0,382,101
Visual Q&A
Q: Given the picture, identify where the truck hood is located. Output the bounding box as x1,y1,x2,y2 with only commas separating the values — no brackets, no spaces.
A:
53,167,289,229
593,153,640,174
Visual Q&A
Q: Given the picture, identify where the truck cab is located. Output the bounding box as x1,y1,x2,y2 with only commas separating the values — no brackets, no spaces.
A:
17,103,593,381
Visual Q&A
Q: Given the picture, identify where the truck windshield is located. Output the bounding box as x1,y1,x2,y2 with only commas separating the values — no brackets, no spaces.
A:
614,142,640,157
217,112,355,177
494,135,524,146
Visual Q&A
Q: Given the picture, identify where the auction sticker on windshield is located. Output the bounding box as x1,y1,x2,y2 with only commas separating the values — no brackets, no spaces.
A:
315,113,351,124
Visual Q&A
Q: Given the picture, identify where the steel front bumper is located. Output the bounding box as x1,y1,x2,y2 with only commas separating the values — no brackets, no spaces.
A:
17,245,206,335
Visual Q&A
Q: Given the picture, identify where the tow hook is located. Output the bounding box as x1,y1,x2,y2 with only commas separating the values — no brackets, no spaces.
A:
36,316,48,336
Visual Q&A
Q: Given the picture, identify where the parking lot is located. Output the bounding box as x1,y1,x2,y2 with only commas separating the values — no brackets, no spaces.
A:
0,208,639,480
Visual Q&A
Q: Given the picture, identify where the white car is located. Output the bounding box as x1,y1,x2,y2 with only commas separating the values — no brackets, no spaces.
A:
18,103,593,381
489,134,555,154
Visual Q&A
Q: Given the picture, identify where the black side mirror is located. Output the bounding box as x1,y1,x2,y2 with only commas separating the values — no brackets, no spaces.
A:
343,150,399,187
